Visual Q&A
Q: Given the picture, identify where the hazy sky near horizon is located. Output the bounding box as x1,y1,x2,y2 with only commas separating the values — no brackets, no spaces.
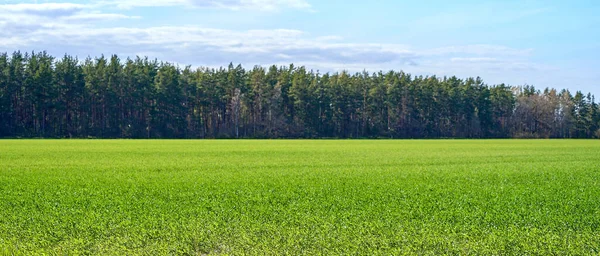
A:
1,0,599,96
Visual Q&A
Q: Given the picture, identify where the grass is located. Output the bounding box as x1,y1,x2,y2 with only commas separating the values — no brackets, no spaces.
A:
1,140,599,255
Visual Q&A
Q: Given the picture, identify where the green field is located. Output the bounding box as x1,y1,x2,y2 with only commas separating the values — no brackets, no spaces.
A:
1,140,599,255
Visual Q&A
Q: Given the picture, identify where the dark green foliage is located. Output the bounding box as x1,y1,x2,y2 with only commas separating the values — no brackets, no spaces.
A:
0,53,9,137
0,51,598,138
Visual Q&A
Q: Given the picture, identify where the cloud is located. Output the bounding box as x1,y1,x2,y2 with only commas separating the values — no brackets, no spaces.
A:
0,3,87,16
0,19,541,76
0,3,139,23
102,0,311,11
0,1,550,89
2,25,417,67
63,13,142,21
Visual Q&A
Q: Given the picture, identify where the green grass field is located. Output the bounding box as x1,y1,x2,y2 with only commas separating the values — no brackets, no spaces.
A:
1,140,599,255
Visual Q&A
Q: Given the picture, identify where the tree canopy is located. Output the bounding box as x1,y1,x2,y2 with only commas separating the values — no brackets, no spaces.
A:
0,51,598,139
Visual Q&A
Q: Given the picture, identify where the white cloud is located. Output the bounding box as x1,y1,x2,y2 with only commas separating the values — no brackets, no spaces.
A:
0,19,541,76
102,0,311,10
0,3,86,14
19,26,421,66
0,3,138,23
64,13,141,21
99,0,186,9
0,1,552,88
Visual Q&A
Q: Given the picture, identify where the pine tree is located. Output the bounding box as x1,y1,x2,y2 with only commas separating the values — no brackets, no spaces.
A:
0,51,598,139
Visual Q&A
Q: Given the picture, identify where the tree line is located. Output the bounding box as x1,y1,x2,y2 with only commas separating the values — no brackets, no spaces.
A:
1,51,599,139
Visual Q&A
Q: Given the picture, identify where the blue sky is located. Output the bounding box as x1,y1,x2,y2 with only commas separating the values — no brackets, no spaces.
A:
1,0,599,96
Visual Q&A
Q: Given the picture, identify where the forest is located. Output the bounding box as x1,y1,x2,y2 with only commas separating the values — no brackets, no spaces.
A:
0,51,599,139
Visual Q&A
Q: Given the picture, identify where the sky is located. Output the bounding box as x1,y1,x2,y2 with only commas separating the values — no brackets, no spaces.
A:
1,0,599,96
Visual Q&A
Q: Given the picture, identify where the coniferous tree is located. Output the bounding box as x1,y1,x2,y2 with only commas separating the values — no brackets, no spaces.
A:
54,55,85,137
0,51,598,139
0,53,9,137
